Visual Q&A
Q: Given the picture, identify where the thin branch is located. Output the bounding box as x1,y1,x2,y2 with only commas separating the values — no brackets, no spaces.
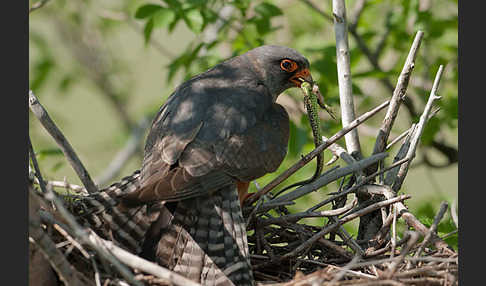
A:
280,195,411,261
384,231,420,278
270,152,387,204
371,31,424,161
366,184,451,250
28,132,142,286
259,199,357,227
392,65,444,192
29,188,93,286
85,230,202,286
333,0,361,156
29,0,51,13
29,90,99,194
413,201,448,258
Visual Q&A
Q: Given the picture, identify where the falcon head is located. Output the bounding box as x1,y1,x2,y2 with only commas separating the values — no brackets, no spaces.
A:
244,45,313,100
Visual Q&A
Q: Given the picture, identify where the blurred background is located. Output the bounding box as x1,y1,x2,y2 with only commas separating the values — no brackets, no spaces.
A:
29,0,458,247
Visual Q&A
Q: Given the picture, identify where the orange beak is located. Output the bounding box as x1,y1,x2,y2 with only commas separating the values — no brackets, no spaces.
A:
290,68,313,87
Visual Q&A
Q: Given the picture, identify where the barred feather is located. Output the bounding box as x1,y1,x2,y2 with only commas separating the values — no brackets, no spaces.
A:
153,185,254,286
74,170,153,253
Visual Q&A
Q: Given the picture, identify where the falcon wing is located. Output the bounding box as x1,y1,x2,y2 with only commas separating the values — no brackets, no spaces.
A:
122,80,289,205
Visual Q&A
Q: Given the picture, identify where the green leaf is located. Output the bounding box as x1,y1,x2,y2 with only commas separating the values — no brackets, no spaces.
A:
183,9,204,33
254,2,283,18
135,4,164,19
143,18,154,44
152,8,176,28
36,148,63,161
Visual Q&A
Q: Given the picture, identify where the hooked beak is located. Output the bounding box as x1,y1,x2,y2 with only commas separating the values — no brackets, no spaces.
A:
290,68,313,87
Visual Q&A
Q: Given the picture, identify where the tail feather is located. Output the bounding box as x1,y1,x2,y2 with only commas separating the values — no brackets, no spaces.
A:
154,185,254,286
74,170,153,253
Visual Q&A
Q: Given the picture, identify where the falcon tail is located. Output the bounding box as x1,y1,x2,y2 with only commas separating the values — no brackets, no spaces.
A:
73,170,152,253
145,185,254,286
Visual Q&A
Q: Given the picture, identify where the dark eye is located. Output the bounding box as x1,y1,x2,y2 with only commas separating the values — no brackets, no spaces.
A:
280,59,298,72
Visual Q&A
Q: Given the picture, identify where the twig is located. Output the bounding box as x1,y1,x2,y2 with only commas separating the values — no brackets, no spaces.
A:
280,195,410,261
260,199,357,227
29,0,51,13
270,152,387,204
414,201,448,257
368,184,450,250
451,199,458,228
285,157,410,216
245,99,391,206
28,132,143,286
29,90,99,194
390,204,398,259
91,255,102,286
85,230,202,286
46,180,87,195
349,0,367,28
333,0,361,156
392,65,444,192
29,188,93,286
53,223,90,259
330,255,363,283
386,128,411,151
384,231,420,278
384,125,416,186
371,31,424,162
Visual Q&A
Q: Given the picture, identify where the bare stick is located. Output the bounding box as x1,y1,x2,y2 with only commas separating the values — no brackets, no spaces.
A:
367,184,450,250
451,199,458,228
392,65,444,191
384,125,416,186
386,128,411,151
414,201,448,257
29,90,99,194
53,223,90,259
85,230,201,286
333,0,361,156
29,0,51,13
372,31,424,160
270,152,387,204
280,195,410,260
330,255,363,283
28,133,142,286
260,199,357,227
384,231,420,278
245,99,390,206
29,189,93,286
46,180,87,195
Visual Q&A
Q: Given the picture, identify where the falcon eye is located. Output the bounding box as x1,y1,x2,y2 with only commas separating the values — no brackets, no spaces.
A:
280,59,298,72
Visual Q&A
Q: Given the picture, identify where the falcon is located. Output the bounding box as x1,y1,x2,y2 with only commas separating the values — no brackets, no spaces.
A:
84,45,314,286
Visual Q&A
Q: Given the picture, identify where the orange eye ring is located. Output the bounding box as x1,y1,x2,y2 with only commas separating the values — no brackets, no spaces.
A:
280,59,298,72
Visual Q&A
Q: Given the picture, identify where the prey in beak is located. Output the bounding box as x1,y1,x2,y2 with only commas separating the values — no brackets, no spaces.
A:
293,69,337,120
290,68,313,87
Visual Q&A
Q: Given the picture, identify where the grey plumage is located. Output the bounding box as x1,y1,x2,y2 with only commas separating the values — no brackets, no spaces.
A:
77,45,312,286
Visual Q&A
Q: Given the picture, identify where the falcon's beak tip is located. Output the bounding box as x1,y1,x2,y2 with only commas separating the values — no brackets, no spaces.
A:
290,68,313,87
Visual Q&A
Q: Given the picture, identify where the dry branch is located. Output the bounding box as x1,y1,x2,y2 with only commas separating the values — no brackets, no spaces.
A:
371,31,424,168
391,65,444,192
29,90,99,194
333,0,361,156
